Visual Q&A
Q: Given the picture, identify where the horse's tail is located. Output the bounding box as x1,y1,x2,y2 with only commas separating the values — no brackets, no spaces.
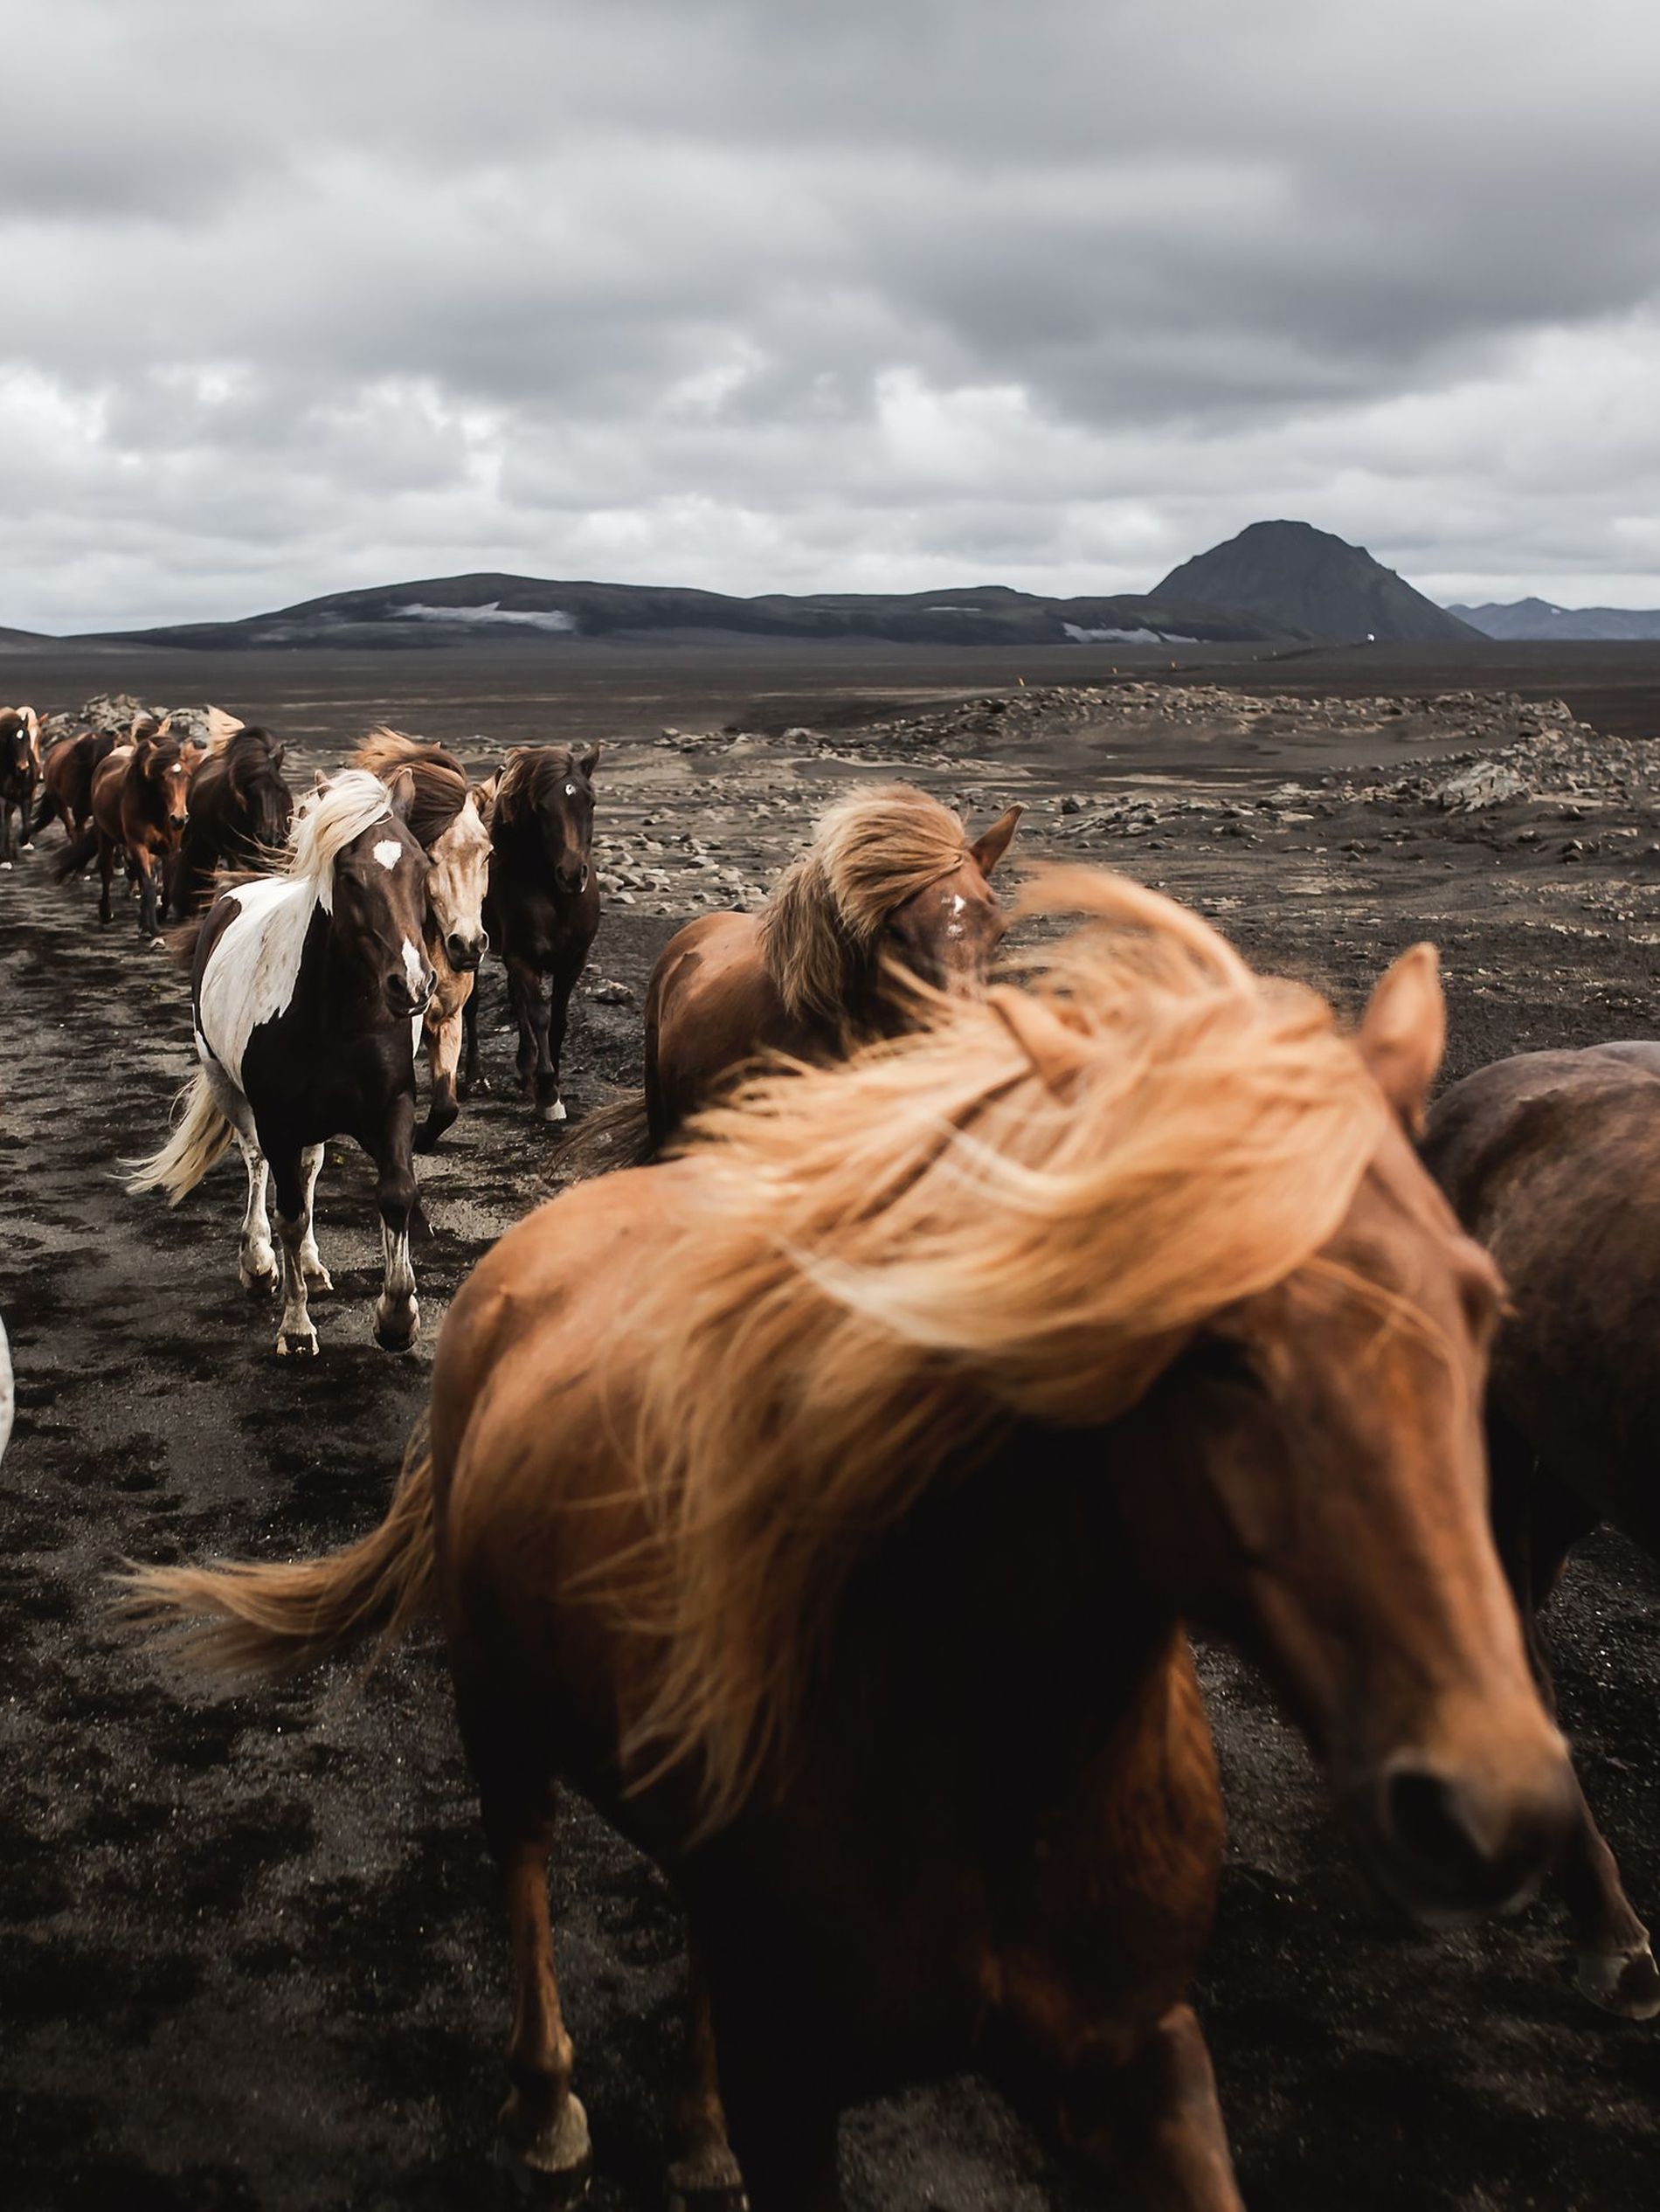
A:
115,1424,436,1678
126,1067,235,1202
52,823,99,880
549,1091,655,1178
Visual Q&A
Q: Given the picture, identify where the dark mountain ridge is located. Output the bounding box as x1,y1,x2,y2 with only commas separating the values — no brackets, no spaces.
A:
1157,520,1478,646
1448,597,1660,643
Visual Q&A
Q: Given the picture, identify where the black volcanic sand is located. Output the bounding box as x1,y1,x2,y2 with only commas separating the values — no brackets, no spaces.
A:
3,640,1660,2211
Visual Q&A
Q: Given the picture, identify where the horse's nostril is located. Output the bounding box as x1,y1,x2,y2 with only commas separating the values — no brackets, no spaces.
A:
1382,1766,1488,1890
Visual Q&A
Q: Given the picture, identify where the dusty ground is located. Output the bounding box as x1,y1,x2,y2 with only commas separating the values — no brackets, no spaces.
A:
3,639,1660,2210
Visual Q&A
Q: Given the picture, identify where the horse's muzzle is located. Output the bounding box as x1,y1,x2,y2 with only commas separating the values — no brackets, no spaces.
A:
1346,1745,1578,1927
445,932,485,972
386,967,438,1019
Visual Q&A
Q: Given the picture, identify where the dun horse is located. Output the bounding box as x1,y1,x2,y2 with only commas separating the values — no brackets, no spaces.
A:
56,720,203,943
0,706,42,868
127,771,434,1358
1424,1041,1660,2020
127,874,1574,2210
464,743,600,1123
564,781,1021,1172
352,729,495,1151
176,712,294,914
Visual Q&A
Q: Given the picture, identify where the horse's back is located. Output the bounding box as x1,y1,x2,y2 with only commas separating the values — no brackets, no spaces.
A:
647,909,802,1141
1426,1045,1660,1533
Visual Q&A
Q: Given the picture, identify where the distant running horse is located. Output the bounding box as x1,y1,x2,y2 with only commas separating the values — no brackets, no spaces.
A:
1425,1041,1660,2020
32,723,123,849
353,729,495,1151
463,743,600,1124
128,771,434,1358
175,711,294,915
127,874,1574,2210
564,781,1022,1173
0,705,42,868
57,720,203,943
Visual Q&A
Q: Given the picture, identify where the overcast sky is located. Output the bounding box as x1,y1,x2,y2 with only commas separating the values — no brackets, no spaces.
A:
6,0,1660,631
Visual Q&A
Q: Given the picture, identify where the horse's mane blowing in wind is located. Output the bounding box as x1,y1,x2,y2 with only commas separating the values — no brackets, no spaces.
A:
623,867,1394,1830
274,771,401,901
352,729,469,849
756,783,980,1027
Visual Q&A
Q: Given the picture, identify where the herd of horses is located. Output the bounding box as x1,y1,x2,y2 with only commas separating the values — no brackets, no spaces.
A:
4,688,1660,2207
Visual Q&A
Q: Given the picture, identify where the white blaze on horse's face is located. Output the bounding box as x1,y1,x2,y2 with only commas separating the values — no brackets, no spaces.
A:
425,793,492,971
373,840,403,870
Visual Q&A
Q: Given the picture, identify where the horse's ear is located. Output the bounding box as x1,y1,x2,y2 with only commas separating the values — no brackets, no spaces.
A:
385,765,418,821
1359,944,1445,1135
473,769,502,824
133,735,156,766
271,741,286,768
313,769,330,792
578,743,601,778
970,803,1023,877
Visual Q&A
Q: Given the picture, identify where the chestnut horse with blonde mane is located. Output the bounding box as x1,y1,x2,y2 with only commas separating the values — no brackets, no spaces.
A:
126,872,1574,2210
352,729,496,1151
562,781,1022,1173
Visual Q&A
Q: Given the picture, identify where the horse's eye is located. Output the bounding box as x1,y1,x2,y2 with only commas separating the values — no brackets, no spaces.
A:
564,784,577,797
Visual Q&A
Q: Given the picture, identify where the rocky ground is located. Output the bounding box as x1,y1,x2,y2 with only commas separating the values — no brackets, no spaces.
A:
3,646,1659,2210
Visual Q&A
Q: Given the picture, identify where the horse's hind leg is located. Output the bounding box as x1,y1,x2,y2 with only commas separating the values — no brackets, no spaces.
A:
97,835,117,923
235,1131,277,1295
460,970,489,1096
415,999,465,1152
666,1941,746,2211
269,1147,319,1358
458,1690,592,2199
1490,1415,1659,2017
1046,2004,1242,2212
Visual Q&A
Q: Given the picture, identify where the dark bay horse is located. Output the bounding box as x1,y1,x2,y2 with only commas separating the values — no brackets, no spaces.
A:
59,725,203,943
0,706,43,868
1424,1041,1660,2020
563,782,1022,1172
128,771,434,1358
352,729,495,1151
176,713,294,914
464,743,600,1124
127,874,1574,2209
32,724,121,848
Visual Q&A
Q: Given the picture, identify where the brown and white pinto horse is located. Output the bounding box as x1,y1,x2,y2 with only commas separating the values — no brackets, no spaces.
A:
127,875,1574,2211
32,725,121,849
0,706,43,868
353,729,495,1151
564,782,1021,1172
463,744,600,1124
128,772,434,1358
1424,1041,1660,2020
175,712,294,915
58,720,203,942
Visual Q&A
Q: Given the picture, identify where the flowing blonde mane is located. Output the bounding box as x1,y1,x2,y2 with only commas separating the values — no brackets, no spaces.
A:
281,771,398,904
352,727,469,849
619,866,1393,1832
756,783,976,1026
202,707,246,757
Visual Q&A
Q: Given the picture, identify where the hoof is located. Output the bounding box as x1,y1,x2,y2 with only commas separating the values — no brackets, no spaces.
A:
1577,1940,1660,2020
276,1325,319,1358
0,861,10,872
412,1125,440,1154
536,1097,568,1125
373,1302,419,1353
501,2090,591,2202
463,1073,492,1096
667,2143,749,2211
19,840,32,853
149,935,167,951
239,1259,278,1297
301,1259,334,1293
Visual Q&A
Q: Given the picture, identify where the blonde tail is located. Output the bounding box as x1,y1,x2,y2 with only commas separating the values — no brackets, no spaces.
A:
126,1068,235,1202
114,1425,437,1677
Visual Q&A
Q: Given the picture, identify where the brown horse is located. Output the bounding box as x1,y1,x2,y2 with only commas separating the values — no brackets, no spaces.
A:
175,711,294,915
127,872,1574,2211
352,729,496,1151
58,720,203,942
1423,1041,1660,2020
32,725,121,849
463,743,601,1124
0,705,43,868
563,782,1021,1173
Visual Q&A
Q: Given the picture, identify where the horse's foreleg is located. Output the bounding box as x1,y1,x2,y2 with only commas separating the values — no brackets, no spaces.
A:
97,834,116,923
0,798,14,868
369,1100,418,1351
19,777,36,854
135,849,164,944
296,1144,332,1292
1489,1418,1659,2017
460,967,489,1095
269,1148,319,1358
1048,2005,1242,2212
234,1130,277,1296
414,994,466,1152
536,964,575,1124
505,956,543,1104
666,1940,747,2212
